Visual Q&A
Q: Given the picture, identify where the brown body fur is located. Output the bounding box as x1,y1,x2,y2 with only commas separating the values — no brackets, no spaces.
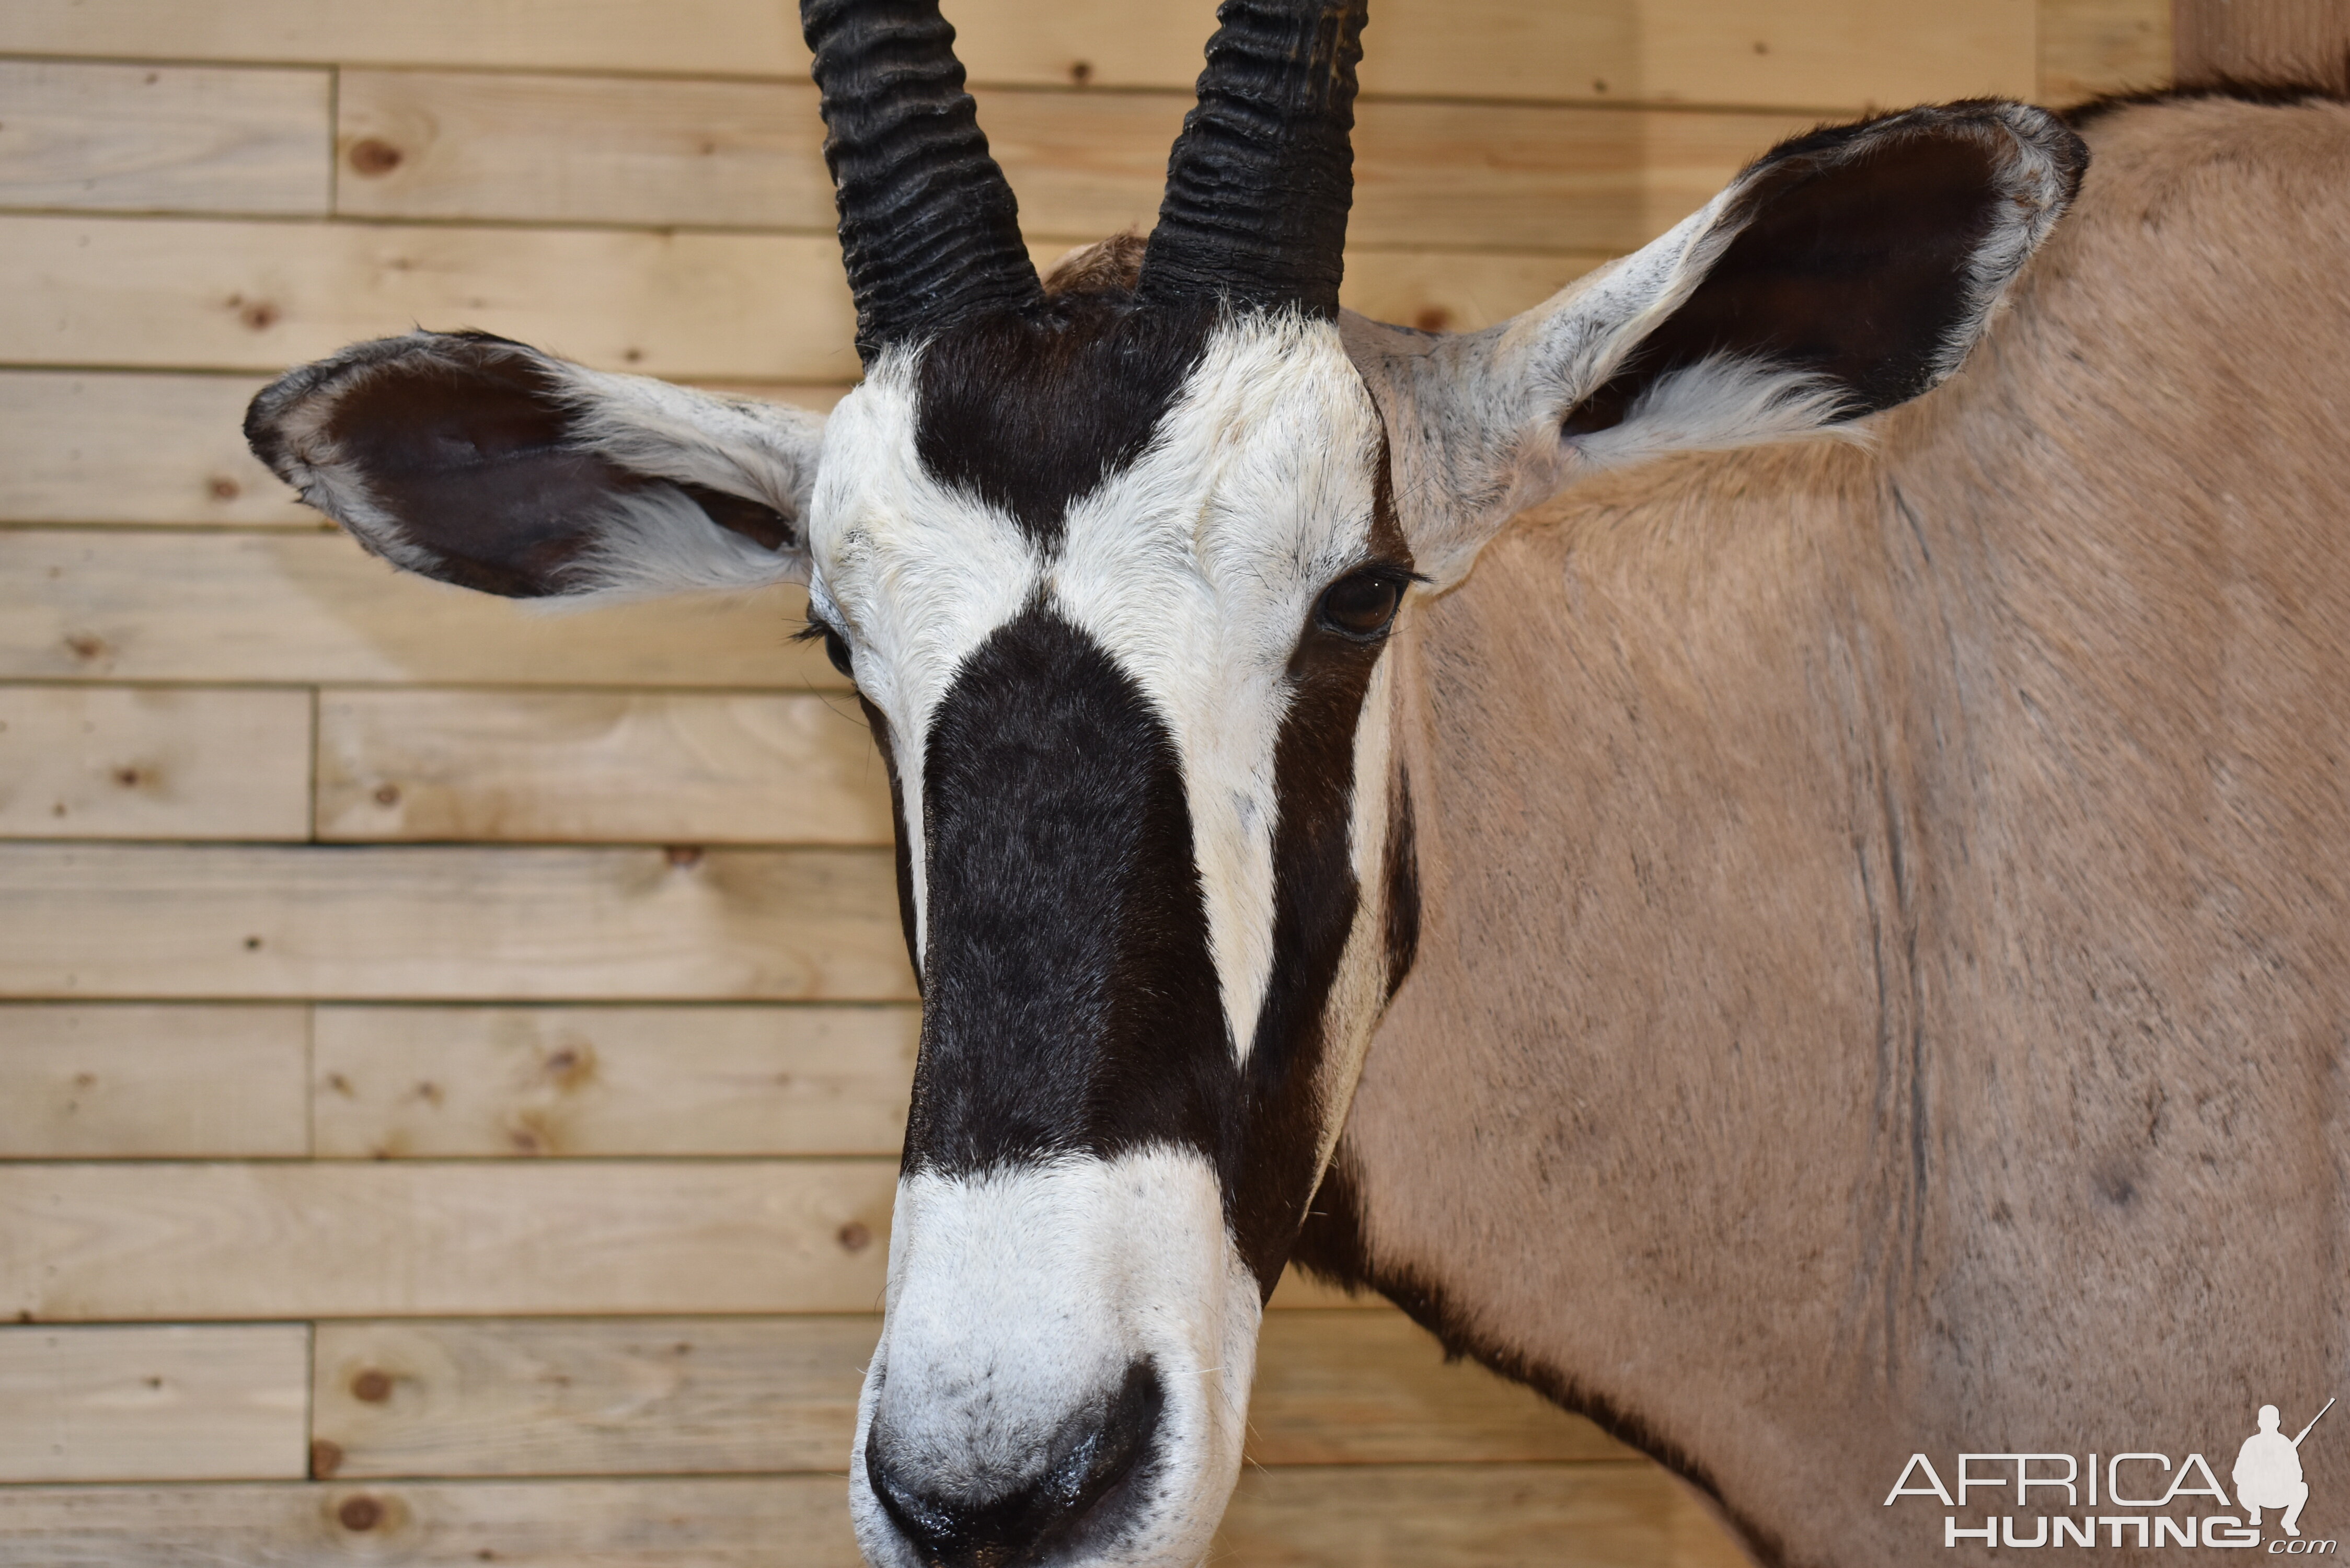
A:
1315,95,2350,1564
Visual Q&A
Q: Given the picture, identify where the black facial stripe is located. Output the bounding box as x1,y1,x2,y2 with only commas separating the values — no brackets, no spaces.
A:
858,694,922,1002
906,605,1231,1174
1383,763,1420,1004
1224,444,1413,1288
914,297,1216,548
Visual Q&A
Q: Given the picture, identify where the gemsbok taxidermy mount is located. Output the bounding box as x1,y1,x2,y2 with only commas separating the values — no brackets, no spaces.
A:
245,1,2350,1563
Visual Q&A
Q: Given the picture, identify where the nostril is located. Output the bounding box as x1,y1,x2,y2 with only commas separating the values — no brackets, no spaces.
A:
1033,1359,1161,1524
867,1358,1165,1567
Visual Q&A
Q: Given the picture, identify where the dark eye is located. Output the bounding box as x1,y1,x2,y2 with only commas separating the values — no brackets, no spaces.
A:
1316,570,1405,640
822,626,855,678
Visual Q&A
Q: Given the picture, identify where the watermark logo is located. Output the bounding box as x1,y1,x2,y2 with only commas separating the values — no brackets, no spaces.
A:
1884,1398,2336,1552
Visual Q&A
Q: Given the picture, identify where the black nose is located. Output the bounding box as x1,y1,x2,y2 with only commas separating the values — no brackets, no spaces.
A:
866,1359,1165,1568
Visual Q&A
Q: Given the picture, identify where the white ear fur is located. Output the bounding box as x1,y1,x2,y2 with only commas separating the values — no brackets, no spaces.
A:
543,362,826,604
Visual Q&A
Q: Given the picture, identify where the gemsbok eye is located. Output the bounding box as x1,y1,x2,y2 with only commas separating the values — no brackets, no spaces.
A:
821,626,855,678
1316,570,1406,640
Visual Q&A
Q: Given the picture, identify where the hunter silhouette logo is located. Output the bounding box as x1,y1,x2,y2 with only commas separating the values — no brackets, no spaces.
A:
2239,1400,2332,1538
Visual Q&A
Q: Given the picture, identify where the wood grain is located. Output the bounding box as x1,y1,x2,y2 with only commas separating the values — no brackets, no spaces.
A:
0,213,860,382
2175,0,2350,94
0,686,311,840
312,1316,876,1477
0,212,1599,386
1217,1461,1722,1566
315,689,894,846
335,70,1808,252
0,1161,895,1320
0,531,844,689
0,1324,308,1481
309,1004,918,1158
0,0,2035,108
308,1311,1622,1479
2038,0,2172,101
0,1478,866,1568
0,1466,1740,1567
0,61,329,216
0,844,914,1001
0,1004,309,1158
0,372,316,525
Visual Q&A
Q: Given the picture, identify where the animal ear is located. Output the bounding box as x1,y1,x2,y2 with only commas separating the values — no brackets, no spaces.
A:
1346,101,2087,584
244,330,823,601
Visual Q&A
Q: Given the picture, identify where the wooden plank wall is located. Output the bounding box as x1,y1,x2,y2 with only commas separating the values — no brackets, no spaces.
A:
0,2,2165,1563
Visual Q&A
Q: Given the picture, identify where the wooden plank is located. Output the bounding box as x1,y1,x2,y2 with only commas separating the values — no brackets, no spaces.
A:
314,689,894,846
0,1324,308,1481
0,220,1601,388
310,1005,917,1158
0,372,315,525
1248,1311,1629,1465
307,1310,1619,1479
2038,0,2172,102
335,70,1806,252
0,0,819,79
0,61,329,216
0,0,2033,109
0,1466,1735,1567
0,1479,865,1568
0,844,913,1002
0,213,859,382
957,0,2036,106
0,1161,895,1319
0,1004,308,1158
0,531,846,689
2175,0,2350,94
332,68,837,232
1217,1461,1712,1566
311,1316,874,1477
0,686,310,840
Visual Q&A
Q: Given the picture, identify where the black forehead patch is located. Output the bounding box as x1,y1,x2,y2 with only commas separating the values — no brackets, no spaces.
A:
914,298,1217,548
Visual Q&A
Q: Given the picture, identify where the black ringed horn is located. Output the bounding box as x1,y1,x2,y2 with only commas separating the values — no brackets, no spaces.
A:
1137,0,1369,318
802,0,1044,362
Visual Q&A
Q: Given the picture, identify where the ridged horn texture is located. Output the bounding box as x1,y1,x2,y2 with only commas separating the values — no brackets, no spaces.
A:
802,0,1043,362
1138,0,1369,317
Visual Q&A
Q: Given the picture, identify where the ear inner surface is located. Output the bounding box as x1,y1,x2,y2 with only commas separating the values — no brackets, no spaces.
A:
1564,113,2071,436
246,333,809,601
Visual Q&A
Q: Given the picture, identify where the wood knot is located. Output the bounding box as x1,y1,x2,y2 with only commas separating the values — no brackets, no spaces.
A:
238,300,280,331
1068,59,1093,85
351,1368,393,1403
1412,307,1453,333
63,633,106,661
310,1438,343,1478
348,139,404,176
836,1221,873,1253
664,845,703,868
207,477,240,501
113,767,141,788
373,783,401,808
337,1495,382,1532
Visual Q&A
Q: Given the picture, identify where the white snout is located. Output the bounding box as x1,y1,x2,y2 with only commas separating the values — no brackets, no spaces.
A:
850,1146,1263,1568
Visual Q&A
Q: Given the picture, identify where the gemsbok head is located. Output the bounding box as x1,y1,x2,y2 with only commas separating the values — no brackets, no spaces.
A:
245,1,2086,1562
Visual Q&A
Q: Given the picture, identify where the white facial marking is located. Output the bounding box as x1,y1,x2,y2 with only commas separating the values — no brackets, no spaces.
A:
853,1149,1262,1568
1052,313,1384,1058
809,314,1386,1059
809,348,1040,964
